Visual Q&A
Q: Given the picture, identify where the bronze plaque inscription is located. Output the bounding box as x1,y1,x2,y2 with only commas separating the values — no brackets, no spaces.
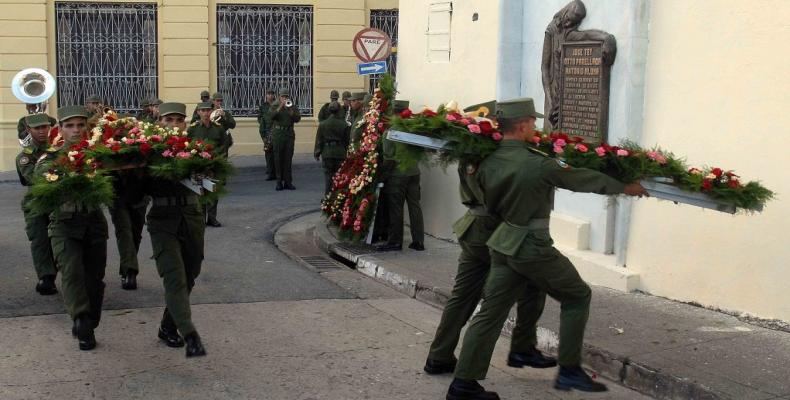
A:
558,41,610,143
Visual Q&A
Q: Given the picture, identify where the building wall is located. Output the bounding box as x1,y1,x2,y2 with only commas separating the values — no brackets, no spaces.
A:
0,0,398,171
395,0,500,239
626,0,790,321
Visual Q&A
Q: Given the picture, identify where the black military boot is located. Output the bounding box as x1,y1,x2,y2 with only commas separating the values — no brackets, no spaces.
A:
423,357,457,375
554,365,608,392
184,331,206,358
408,242,425,251
35,275,58,295
74,315,96,351
276,181,284,191
206,218,222,227
446,378,500,400
375,243,402,252
285,183,296,190
507,347,557,369
158,309,184,348
121,272,137,290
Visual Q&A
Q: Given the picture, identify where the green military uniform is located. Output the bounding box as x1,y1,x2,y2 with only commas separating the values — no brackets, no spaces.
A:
109,168,148,284
188,102,230,225
427,101,548,365
210,92,237,134
258,99,276,179
191,90,210,123
379,101,425,249
454,99,627,381
40,106,109,349
313,102,349,194
136,98,156,123
317,90,340,122
16,114,58,287
267,89,302,188
18,114,56,141
348,92,367,146
341,91,352,125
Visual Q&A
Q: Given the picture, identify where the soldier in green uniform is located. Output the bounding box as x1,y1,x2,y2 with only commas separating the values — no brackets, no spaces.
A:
146,102,207,357
314,101,349,194
191,90,210,123
317,90,339,122
35,105,109,351
447,98,648,399
376,100,425,252
84,95,103,115
267,89,302,191
258,90,277,181
17,104,55,141
348,92,367,146
424,101,555,377
109,159,149,289
341,91,352,125
16,113,58,295
136,97,160,123
210,92,237,133
188,102,230,227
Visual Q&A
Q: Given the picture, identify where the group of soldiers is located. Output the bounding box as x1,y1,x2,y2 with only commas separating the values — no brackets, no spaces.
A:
312,90,425,252
15,92,238,357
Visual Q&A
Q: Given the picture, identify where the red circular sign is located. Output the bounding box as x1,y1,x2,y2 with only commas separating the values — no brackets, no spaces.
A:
352,28,392,62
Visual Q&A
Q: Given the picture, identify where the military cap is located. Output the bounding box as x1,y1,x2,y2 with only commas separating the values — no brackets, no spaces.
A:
393,100,409,113
152,97,163,105
463,100,497,118
211,92,224,100
341,91,352,100
24,113,54,128
200,90,210,98
350,91,367,101
495,97,544,119
363,94,373,104
328,101,341,113
86,95,102,103
159,102,187,117
278,88,290,97
330,90,339,100
58,105,90,121
195,102,213,110
139,97,151,107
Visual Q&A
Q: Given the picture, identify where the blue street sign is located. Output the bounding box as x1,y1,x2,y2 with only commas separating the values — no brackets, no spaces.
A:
357,61,388,76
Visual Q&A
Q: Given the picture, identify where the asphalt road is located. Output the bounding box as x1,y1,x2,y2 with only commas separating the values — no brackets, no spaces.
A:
0,156,351,318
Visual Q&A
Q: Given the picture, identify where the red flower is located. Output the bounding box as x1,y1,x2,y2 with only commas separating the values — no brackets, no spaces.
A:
711,168,723,178
421,109,437,117
111,144,121,153
478,120,494,134
727,179,741,189
701,180,713,191
102,126,115,141
570,136,585,143
139,142,152,155
399,109,413,119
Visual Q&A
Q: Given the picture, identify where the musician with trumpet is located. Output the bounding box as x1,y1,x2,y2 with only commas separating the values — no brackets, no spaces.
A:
188,102,230,227
17,103,56,141
267,88,302,191
210,92,236,133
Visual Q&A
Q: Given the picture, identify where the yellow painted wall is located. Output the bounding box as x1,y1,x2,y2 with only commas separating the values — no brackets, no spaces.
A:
395,0,500,239
0,0,397,171
627,0,790,321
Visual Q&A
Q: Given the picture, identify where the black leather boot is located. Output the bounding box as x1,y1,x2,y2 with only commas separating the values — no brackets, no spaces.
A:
184,331,206,358
507,347,557,369
446,378,500,400
375,243,402,252
275,181,284,191
74,315,96,351
121,272,137,290
424,357,457,375
554,365,608,392
35,275,58,295
158,309,184,348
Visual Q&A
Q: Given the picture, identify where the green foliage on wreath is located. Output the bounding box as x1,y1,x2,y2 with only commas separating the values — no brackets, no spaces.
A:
28,173,114,216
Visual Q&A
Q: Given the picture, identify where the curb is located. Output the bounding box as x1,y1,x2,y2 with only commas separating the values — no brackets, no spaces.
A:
311,218,722,400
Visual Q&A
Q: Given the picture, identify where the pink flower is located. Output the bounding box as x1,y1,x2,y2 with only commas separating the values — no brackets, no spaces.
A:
129,127,140,135
162,149,174,158
530,135,541,144
616,149,629,157
553,145,564,154
646,151,667,164
200,151,212,159
176,151,191,158
492,132,503,141
445,114,458,122
595,146,606,157
467,124,481,134
458,118,472,126
576,143,588,153
150,135,162,143
554,138,567,147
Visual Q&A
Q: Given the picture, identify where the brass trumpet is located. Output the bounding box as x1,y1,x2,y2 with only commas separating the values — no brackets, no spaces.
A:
210,107,224,123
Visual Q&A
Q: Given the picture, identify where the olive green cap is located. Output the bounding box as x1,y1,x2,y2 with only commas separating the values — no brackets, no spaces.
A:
211,92,223,100
86,95,102,103
278,88,290,97
57,105,90,121
24,113,53,128
159,102,187,117
393,100,409,113
350,91,367,101
330,90,339,100
200,90,210,98
463,100,497,118
151,97,163,105
341,91,352,100
139,97,151,107
495,97,544,119
196,102,213,110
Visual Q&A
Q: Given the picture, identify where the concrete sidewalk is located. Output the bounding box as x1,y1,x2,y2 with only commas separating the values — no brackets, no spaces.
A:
295,212,790,400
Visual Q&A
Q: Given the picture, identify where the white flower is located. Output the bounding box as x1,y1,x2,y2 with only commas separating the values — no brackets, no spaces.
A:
705,173,717,180
190,149,198,154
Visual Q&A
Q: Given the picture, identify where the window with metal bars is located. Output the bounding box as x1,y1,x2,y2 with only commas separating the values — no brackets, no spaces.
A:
54,2,158,115
217,4,313,117
369,9,399,93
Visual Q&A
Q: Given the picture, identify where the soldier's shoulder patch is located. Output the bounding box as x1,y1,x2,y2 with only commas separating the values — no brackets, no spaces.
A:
18,155,30,166
527,146,549,157
22,147,34,155
555,158,570,169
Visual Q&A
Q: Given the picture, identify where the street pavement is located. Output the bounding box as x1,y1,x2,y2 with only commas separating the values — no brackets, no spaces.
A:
0,156,652,399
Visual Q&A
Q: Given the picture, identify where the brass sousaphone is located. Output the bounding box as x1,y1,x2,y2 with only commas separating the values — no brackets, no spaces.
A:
12,68,57,146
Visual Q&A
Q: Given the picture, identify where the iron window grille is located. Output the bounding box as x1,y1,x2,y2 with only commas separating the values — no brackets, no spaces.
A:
55,2,158,115
369,9,398,93
217,4,313,117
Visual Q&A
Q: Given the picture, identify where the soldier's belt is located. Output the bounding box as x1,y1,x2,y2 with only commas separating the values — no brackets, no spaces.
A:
505,218,550,230
324,140,345,146
59,202,98,213
152,196,199,207
467,206,490,217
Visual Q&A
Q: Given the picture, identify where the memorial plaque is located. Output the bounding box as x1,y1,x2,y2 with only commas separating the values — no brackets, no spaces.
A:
558,41,610,143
